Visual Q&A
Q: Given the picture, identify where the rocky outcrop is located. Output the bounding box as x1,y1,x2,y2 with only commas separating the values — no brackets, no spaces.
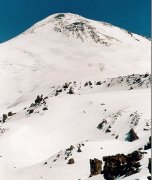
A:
126,128,139,142
102,151,142,180
89,158,102,177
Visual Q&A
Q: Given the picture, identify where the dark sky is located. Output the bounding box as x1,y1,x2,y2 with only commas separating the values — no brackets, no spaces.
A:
0,0,151,42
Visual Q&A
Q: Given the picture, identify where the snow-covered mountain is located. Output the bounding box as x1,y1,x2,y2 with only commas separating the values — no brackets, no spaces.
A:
0,13,151,180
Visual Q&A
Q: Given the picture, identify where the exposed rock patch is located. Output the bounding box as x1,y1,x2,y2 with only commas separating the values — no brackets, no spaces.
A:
89,158,102,177
126,128,139,142
102,151,142,179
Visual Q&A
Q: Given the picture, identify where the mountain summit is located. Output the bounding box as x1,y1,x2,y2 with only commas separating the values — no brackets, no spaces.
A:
0,13,150,106
0,13,151,180
24,13,149,46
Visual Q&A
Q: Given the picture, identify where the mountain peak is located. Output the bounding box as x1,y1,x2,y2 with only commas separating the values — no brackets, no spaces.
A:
22,13,149,46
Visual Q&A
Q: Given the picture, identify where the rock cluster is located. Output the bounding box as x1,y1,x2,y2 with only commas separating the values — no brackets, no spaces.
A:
27,95,48,115
102,151,142,180
1,111,15,123
89,151,143,179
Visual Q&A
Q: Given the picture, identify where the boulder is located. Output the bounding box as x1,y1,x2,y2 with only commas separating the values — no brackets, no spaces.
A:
126,128,139,142
77,146,82,153
43,107,48,111
89,158,102,177
8,111,13,116
67,158,75,164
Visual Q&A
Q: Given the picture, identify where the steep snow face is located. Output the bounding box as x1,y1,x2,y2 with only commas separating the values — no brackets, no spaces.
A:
0,13,150,107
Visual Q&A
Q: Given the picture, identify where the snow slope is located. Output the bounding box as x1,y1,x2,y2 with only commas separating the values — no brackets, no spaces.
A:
0,13,150,108
0,13,151,180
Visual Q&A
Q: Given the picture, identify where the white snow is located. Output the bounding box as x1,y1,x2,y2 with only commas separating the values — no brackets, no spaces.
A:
0,13,151,180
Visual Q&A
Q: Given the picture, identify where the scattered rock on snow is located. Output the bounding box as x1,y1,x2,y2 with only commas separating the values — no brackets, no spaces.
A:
67,158,75,164
43,107,48,111
77,146,82,153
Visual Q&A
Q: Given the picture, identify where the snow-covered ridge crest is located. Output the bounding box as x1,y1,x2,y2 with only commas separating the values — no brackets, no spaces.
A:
23,13,150,46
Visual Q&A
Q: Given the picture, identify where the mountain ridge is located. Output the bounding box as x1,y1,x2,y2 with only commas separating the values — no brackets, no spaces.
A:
0,13,151,180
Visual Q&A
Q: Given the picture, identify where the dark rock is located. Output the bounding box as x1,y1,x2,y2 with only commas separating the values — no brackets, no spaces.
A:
115,135,119,139
147,176,151,180
141,151,148,154
89,158,102,177
88,81,92,86
57,89,62,93
44,162,47,165
129,86,133,90
8,111,13,116
35,95,43,105
144,136,151,150
129,151,142,161
84,82,88,87
30,103,35,107
55,90,59,96
126,128,139,142
55,14,65,19
105,128,111,133
97,120,107,130
43,107,48,111
102,151,142,179
77,147,82,153
68,87,74,94
67,158,75,164
56,154,60,158
2,114,7,123
63,83,69,89
143,128,149,131
144,73,149,78
29,109,34,114
96,81,102,85
69,145,74,151
148,158,151,174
